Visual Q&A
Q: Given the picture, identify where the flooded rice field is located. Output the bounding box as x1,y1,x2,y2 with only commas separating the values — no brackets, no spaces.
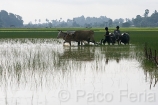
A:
0,38,157,105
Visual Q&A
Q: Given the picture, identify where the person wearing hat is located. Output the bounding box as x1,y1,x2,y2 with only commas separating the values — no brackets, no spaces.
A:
114,26,121,42
103,27,110,45
114,26,121,35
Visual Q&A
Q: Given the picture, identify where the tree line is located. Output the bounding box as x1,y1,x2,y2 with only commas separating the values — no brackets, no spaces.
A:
132,9,158,27
26,9,158,28
0,9,158,28
0,10,23,28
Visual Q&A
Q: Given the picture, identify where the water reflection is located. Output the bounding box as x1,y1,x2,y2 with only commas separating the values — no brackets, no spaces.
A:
0,39,157,105
59,46,95,61
141,60,158,89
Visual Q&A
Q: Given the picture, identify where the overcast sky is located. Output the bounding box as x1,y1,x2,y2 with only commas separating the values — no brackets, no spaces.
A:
0,0,157,24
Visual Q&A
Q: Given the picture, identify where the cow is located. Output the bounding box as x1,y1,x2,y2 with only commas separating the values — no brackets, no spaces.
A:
118,33,130,45
100,32,130,45
57,30,95,46
57,30,80,46
100,33,116,45
109,33,117,45
68,30,95,45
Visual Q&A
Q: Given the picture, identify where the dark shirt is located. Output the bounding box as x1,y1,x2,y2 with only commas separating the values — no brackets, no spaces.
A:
105,31,109,36
105,31,109,38
104,31,109,41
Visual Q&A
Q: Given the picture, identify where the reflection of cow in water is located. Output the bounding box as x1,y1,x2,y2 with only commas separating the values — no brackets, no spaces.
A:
101,32,130,45
59,47,95,61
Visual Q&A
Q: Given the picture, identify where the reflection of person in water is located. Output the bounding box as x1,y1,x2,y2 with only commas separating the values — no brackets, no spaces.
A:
116,58,120,63
103,27,110,45
106,58,109,64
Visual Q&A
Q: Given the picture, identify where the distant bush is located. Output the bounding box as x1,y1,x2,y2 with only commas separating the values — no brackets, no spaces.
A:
122,22,130,27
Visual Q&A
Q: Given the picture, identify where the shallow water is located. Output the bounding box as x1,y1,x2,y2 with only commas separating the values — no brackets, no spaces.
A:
0,39,157,105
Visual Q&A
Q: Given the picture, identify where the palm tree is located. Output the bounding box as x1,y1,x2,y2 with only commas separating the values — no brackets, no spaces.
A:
144,9,149,17
39,19,41,24
46,19,49,27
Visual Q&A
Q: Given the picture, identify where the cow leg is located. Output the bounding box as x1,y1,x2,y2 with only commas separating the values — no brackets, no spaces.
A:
111,38,114,45
107,40,110,45
93,40,95,44
78,41,80,46
103,39,106,45
87,38,91,45
118,40,121,45
81,41,83,46
111,40,113,45
90,36,95,45
91,39,95,44
117,39,120,45
69,41,71,46
63,41,66,45
117,41,118,45
100,39,104,45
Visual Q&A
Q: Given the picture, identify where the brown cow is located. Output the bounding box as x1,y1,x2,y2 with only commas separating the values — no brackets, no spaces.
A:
57,30,95,46
57,30,80,46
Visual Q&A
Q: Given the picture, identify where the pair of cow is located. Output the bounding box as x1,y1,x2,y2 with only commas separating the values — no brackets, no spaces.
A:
57,30,130,46
101,32,130,45
57,30,95,46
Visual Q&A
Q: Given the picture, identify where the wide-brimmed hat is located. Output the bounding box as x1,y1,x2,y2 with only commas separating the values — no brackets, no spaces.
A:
105,27,108,30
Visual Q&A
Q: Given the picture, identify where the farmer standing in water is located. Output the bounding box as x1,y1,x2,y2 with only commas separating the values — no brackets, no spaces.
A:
114,26,121,35
103,27,110,45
